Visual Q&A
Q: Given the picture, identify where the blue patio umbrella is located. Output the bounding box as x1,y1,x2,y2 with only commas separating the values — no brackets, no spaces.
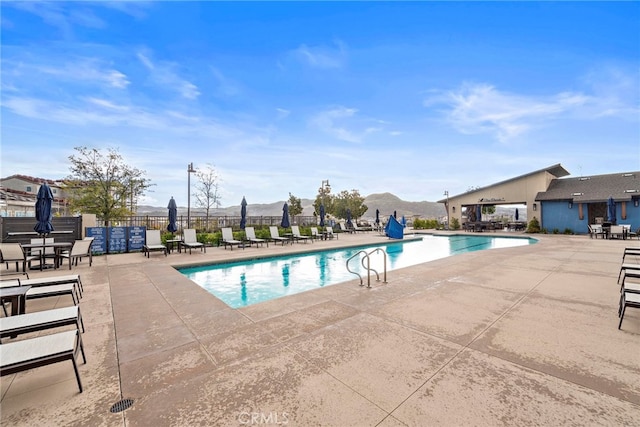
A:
515,208,519,221
476,205,482,222
281,203,290,228
375,209,380,225
240,196,247,230
607,196,617,224
346,209,353,228
34,183,54,236
319,204,325,227
167,197,178,233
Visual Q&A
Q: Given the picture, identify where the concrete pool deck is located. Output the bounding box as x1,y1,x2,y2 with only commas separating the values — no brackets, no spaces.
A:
1,231,639,426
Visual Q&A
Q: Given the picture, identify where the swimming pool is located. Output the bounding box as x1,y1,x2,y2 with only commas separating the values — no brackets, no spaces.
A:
179,235,536,308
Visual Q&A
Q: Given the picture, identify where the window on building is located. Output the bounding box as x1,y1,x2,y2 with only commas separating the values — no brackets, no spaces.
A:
26,186,32,192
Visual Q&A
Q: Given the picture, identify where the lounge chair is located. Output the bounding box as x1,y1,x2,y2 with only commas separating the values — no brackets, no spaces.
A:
21,274,84,297
0,306,84,341
0,243,38,273
181,229,206,254
221,228,243,250
269,226,289,245
26,283,80,306
588,224,606,239
245,227,267,248
59,239,93,270
618,263,640,283
326,226,337,240
143,230,167,257
310,227,322,241
338,222,355,234
0,329,86,392
618,291,640,330
291,226,311,243
622,247,640,263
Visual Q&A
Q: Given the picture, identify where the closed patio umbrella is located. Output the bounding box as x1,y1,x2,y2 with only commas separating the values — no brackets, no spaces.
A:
240,196,247,230
346,209,353,228
375,209,380,226
281,203,290,228
515,208,519,221
476,205,482,222
319,204,325,227
167,197,178,233
607,197,617,224
34,183,54,237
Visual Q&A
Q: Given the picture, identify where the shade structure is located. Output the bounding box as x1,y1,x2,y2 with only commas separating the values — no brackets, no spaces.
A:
319,204,325,227
167,197,178,233
346,209,353,228
34,183,54,236
515,208,519,221
281,203,290,228
607,197,617,224
476,205,482,222
240,196,247,230
375,209,380,225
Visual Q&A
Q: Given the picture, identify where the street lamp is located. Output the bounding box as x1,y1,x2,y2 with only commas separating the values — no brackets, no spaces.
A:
444,190,449,230
187,163,196,229
321,179,330,225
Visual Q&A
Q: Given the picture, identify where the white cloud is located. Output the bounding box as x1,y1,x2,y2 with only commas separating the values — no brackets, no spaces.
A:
276,108,290,120
292,40,347,69
425,83,591,142
309,106,385,143
136,50,200,100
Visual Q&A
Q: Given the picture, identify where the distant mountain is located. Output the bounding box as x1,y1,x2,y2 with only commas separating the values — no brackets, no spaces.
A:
136,192,446,219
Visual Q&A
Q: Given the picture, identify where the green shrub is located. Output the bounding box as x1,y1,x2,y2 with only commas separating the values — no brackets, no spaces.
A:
552,228,560,234
450,217,460,230
563,228,573,235
526,217,541,233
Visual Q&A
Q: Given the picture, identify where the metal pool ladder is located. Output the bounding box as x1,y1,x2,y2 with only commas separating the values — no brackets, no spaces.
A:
346,248,388,288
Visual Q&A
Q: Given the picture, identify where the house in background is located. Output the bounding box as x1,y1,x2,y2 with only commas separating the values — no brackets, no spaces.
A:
0,175,68,217
439,165,640,234
535,171,640,234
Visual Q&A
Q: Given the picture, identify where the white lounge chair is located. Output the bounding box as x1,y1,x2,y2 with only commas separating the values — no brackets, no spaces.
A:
0,306,84,341
310,227,322,241
181,229,206,254
0,329,86,392
269,226,289,245
325,226,337,240
143,230,167,257
21,274,84,297
291,226,311,243
245,227,267,248
221,228,243,250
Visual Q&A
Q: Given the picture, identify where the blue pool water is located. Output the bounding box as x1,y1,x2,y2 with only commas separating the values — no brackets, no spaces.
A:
179,235,536,308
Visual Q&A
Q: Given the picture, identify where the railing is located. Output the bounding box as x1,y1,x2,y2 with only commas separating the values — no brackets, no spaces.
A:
346,248,388,288
96,215,321,232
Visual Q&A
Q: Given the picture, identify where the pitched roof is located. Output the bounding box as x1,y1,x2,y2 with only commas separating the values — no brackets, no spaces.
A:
0,174,61,186
535,171,640,203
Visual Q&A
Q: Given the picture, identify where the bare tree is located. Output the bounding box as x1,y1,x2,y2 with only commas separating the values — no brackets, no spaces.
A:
193,164,222,227
66,146,153,226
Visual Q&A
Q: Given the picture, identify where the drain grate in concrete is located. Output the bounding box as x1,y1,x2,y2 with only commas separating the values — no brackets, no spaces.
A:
110,398,134,413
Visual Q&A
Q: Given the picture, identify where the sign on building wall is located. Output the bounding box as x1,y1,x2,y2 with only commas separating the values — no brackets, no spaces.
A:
85,227,107,255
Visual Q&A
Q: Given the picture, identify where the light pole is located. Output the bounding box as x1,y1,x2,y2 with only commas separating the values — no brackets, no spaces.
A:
444,190,449,230
321,179,330,224
187,163,196,229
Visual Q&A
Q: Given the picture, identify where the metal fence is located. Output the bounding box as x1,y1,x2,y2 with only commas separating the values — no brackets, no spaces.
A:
97,215,320,232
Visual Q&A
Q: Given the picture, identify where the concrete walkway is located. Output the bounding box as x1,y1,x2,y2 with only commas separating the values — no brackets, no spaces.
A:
1,231,639,426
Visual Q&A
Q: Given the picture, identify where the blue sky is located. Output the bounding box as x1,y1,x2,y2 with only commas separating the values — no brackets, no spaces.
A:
2,2,639,208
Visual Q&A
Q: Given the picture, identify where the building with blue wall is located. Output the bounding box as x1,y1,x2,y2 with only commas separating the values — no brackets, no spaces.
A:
536,172,640,234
